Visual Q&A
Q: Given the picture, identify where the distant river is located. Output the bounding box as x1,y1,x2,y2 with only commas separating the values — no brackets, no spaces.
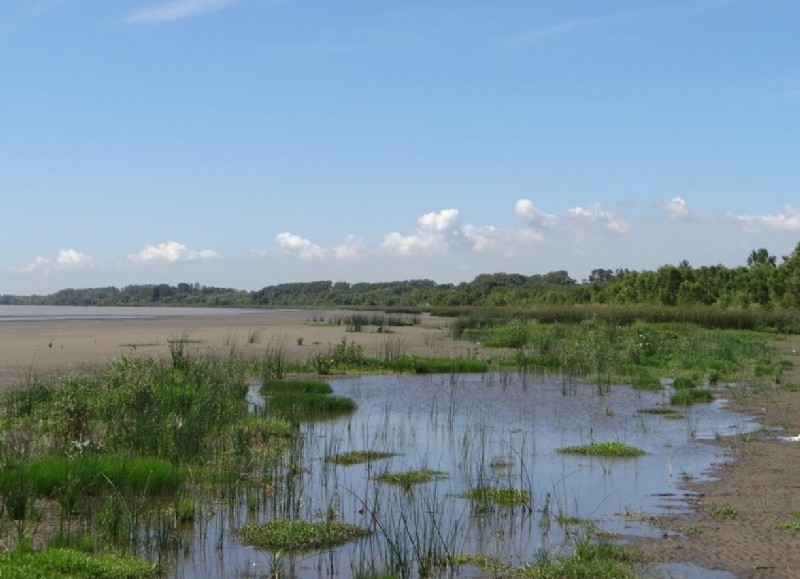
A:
0,305,268,321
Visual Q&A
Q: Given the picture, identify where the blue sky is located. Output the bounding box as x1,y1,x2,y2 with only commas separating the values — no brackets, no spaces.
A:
2,0,799,294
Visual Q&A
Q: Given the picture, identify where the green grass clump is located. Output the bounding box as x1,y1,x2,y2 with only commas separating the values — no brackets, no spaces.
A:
672,376,699,389
238,519,371,552
461,485,531,508
260,379,332,396
0,548,156,578
775,511,800,531
670,388,714,406
267,393,357,416
374,469,447,489
630,370,662,391
381,356,488,374
557,442,646,458
637,407,684,420
326,450,397,466
710,506,738,519
522,535,640,578
0,454,183,499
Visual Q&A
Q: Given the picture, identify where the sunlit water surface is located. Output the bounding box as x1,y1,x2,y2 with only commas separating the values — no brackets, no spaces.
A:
175,372,753,578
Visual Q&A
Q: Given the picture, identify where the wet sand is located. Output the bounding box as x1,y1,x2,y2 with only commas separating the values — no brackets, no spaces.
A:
1,310,798,577
638,337,800,578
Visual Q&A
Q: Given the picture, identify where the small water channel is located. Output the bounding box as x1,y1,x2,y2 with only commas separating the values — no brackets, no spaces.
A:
176,372,756,578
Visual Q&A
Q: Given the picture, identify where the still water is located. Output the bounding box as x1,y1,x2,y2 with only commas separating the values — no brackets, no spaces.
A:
175,372,753,578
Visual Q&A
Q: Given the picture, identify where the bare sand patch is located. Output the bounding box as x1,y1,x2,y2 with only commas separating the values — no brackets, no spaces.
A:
637,338,800,578
0,309,476,390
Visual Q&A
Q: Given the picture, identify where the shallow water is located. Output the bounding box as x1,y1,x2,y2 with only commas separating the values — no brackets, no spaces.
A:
176,372,758,578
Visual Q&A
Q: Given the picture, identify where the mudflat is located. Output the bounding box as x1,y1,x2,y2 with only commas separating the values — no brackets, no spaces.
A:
0,309,798,578
0,309,471,390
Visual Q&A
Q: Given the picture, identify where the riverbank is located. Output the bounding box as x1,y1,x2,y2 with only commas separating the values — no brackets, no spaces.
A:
0,308,473,390
1,309,798,577
638,337,800,578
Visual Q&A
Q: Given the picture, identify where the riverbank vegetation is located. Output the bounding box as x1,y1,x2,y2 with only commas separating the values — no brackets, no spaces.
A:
2,243,799,321
0,244,797,576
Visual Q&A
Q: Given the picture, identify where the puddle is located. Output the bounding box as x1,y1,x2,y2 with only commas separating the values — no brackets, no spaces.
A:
174,372,758,578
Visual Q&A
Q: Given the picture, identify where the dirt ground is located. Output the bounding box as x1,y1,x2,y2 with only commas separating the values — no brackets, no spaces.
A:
635,337,800,578
0,310,798,577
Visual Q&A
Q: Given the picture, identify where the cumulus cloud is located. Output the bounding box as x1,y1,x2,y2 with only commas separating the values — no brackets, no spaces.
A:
515,199,557,228
275,233,327,260
275,232,364,261
658,196,690,220
566,203,630,234
381,208,470,256
14,249,94,275
128,241,219,264
124,0,237,23
275,200,630,264
729,205,800,232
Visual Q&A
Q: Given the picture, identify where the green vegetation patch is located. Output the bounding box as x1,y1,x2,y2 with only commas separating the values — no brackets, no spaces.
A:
267,393,357,416
0,454,183,499
382,356,488,374
0,548,156,579
374,469,447,489
237,519,371,552
637,407,684,420
326,450,397,466
461,485,531,508
557,442,646,458
670,388,714,406
776,511,800,531
260,379,332,395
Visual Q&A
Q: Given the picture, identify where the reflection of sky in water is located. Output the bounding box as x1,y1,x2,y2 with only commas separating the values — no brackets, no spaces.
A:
178,372,757,578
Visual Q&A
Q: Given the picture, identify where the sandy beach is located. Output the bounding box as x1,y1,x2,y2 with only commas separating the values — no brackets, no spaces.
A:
0,308,798,577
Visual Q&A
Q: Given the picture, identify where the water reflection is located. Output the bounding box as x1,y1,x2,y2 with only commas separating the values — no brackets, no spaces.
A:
176,372,758,578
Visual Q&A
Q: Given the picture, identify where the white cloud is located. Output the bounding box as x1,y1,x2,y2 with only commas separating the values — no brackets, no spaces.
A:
128,241,219,264
381,208,468,256
729,205,800,232
515,199,557,228
124,0,237,23
567,203,630,234
275,233,327,260
275,232,364,261
332,235,364,260
14,249,94,276
658,196,690,220
56,249,93,269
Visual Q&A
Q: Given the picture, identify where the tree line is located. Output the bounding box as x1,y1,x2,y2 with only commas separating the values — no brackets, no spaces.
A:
2,243,799,310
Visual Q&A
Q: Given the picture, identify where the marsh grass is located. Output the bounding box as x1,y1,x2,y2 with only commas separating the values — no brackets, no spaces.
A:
557,442,646,458
382,357,488,374
0,455,183,499
267,393,357,416
670,388,714,406
260,378,332,395
637,407,684,420
0,548,157,579
237,519,371,552
374,469,447,489
326,450,397,466
461,485,531,509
